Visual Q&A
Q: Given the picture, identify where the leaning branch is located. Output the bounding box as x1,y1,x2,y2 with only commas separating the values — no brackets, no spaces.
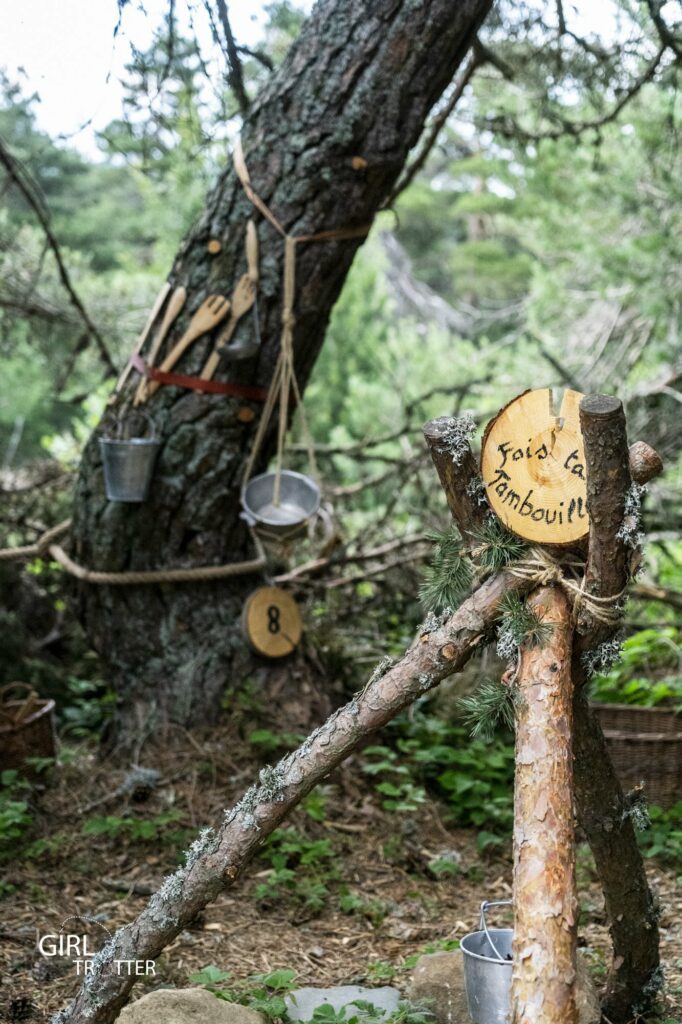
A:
0,138,116,377
214,0,251,114
54,569,528,1024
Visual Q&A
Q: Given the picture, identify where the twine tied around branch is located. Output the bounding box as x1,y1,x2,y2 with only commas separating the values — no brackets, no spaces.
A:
506,546,626,625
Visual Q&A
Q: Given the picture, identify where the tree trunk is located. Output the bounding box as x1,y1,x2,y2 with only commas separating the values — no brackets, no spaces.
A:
511,585,577,1024
70,0,492,730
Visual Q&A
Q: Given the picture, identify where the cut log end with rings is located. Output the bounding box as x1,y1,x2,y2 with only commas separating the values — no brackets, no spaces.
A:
242,586,303,658
480,388,589,545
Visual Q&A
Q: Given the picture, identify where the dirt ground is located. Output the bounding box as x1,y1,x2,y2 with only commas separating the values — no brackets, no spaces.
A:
0,725,680,1023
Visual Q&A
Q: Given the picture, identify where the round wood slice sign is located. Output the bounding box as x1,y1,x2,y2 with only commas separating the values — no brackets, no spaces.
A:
242,586,303,658
480,388,589,545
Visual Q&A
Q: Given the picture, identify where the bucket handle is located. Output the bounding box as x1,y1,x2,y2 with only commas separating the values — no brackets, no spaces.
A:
103,409,157,442
479,900,512,962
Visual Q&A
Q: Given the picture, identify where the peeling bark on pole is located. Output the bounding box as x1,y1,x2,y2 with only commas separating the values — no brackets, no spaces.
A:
512,585,577,1024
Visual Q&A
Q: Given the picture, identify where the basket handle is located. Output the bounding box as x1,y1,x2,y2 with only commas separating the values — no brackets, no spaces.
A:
479,900,513,962
0,683,41,727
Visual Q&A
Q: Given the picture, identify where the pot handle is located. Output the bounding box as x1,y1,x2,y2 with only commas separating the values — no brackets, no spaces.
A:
479,900,512,962
104,409,157,441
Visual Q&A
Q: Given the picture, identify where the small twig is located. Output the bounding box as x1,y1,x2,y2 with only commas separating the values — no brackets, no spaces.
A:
214,0,250,114
0,137,116,377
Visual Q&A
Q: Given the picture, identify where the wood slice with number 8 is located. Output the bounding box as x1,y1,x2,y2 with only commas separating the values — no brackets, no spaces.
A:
242,586,303,659
480,388,589,545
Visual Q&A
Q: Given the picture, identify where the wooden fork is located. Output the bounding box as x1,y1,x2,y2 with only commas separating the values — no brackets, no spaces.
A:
200,275,257,381
145,294,230,398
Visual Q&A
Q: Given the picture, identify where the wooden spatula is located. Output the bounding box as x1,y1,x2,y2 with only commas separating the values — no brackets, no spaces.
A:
145,294,231,399
200,275,257,380
134,285,187,405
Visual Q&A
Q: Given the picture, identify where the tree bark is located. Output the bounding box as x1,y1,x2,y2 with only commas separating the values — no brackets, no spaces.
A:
573,394,661,1022
69,0,493,730
52,568,513,1024
511,585,577,1024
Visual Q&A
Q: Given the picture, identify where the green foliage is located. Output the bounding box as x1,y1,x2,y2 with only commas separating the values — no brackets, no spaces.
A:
0,770,32,861
190,965,297,1020
377,712,515,840
419,528,472,613
457,678,517,741
590,628,682,708
82,809,185,844
253,828,340,914
470,520,527,573
638,803,682,864
361,746,427,812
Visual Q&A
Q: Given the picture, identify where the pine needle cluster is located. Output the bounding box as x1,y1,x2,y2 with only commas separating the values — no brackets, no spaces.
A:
496,592,554,661
470,518,527,572
457,677,517,740
419,527,473,613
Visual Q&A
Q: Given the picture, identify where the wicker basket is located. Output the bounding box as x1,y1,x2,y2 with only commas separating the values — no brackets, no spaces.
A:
0,683,57,773
591,703,681,808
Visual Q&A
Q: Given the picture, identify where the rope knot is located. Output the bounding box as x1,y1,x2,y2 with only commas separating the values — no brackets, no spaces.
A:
281,310,296,330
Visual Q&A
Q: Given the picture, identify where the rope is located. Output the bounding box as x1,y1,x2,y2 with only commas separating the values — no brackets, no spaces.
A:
0,519,267,585
234,137,370,502
507,546,626,625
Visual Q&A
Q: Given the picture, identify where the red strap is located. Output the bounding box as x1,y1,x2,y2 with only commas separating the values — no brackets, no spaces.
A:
131,354,268,402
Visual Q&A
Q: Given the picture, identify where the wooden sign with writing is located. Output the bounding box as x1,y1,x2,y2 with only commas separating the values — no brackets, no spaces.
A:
242,586,303,659
480,388,589,544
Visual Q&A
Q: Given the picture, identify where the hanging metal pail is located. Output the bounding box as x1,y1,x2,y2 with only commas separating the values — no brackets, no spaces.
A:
99,413,160,503
461,901,513,1024
241,470,320,540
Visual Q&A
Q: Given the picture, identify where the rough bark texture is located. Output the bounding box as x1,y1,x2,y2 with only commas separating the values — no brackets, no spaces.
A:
576,394,631,642
70,0,492,729
52,569,513,1024
573,394,661,1022
423,415,488,545
572,692,660,1024
511,586,577,1024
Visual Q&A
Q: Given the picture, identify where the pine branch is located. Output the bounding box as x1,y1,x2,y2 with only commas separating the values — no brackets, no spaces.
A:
458,677,517,740
419,527,473,612
496,592,554,661
470,518,527,572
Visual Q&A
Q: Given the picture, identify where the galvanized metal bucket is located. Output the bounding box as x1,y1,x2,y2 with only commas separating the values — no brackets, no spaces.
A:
241,470,321,540
461,901,513,1024
99,413,160,503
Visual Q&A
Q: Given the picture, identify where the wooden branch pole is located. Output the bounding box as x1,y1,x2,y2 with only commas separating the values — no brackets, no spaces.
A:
511,586,577,1024
423,415,488,544
574,394,662,1022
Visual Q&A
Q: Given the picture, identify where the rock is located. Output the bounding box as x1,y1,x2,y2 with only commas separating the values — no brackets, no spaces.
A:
408,950,600,1024
408,952,469,1024
286,986,401,1022
575,956,601,1024
119,988,265,1024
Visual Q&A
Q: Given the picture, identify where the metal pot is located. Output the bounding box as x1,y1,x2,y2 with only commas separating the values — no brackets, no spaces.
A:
99,413,160,503
461,901,513,1024
241,470,321,540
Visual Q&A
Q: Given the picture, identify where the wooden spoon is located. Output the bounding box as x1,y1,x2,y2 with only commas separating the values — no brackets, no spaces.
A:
134,286,187,405
145,294,231,399
200,275,257,380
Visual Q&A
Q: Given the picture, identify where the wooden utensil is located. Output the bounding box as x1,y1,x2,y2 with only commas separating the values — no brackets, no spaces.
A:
145,294,231,399
111,281,171,402
134,285,187,405
200,275,257,380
